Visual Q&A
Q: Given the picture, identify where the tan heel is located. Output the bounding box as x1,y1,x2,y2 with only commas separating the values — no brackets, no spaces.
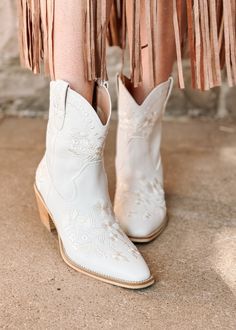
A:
34,185,55,232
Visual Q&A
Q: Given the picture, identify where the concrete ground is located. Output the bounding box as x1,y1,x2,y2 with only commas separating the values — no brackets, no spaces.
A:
0,116,235,330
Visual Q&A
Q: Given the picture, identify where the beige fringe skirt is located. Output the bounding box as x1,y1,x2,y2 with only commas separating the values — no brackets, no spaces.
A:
17,0,236,90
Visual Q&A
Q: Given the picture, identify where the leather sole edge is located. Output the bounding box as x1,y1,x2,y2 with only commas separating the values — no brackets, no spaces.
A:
128,216,168,243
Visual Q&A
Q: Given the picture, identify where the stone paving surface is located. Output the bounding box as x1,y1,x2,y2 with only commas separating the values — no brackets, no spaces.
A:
0,116,235,329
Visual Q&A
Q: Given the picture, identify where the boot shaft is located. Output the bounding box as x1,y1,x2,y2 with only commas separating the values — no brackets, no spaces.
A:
116,76,173,181
39,80,112,202
46,80,111,163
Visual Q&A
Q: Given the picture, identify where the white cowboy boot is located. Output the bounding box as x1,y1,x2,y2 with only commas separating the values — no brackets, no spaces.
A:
34,80,154,289
114,76,173,242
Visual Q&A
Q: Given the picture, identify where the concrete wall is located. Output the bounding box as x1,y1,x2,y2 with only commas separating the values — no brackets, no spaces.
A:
0,0,236,118
0,0,49,117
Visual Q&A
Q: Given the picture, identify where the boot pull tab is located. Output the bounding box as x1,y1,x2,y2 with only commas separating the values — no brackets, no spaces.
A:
163,77,174,110
53,80,70,131
116,73,120,94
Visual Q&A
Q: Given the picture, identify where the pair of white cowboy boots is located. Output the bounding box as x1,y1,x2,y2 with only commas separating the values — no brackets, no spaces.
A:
34,75,173,289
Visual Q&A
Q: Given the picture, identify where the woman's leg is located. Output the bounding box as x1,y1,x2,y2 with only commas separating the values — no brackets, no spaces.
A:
54,0,93,103
34,0,154,289
54,0,113,104
114,1,179,241
126,1,177,104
